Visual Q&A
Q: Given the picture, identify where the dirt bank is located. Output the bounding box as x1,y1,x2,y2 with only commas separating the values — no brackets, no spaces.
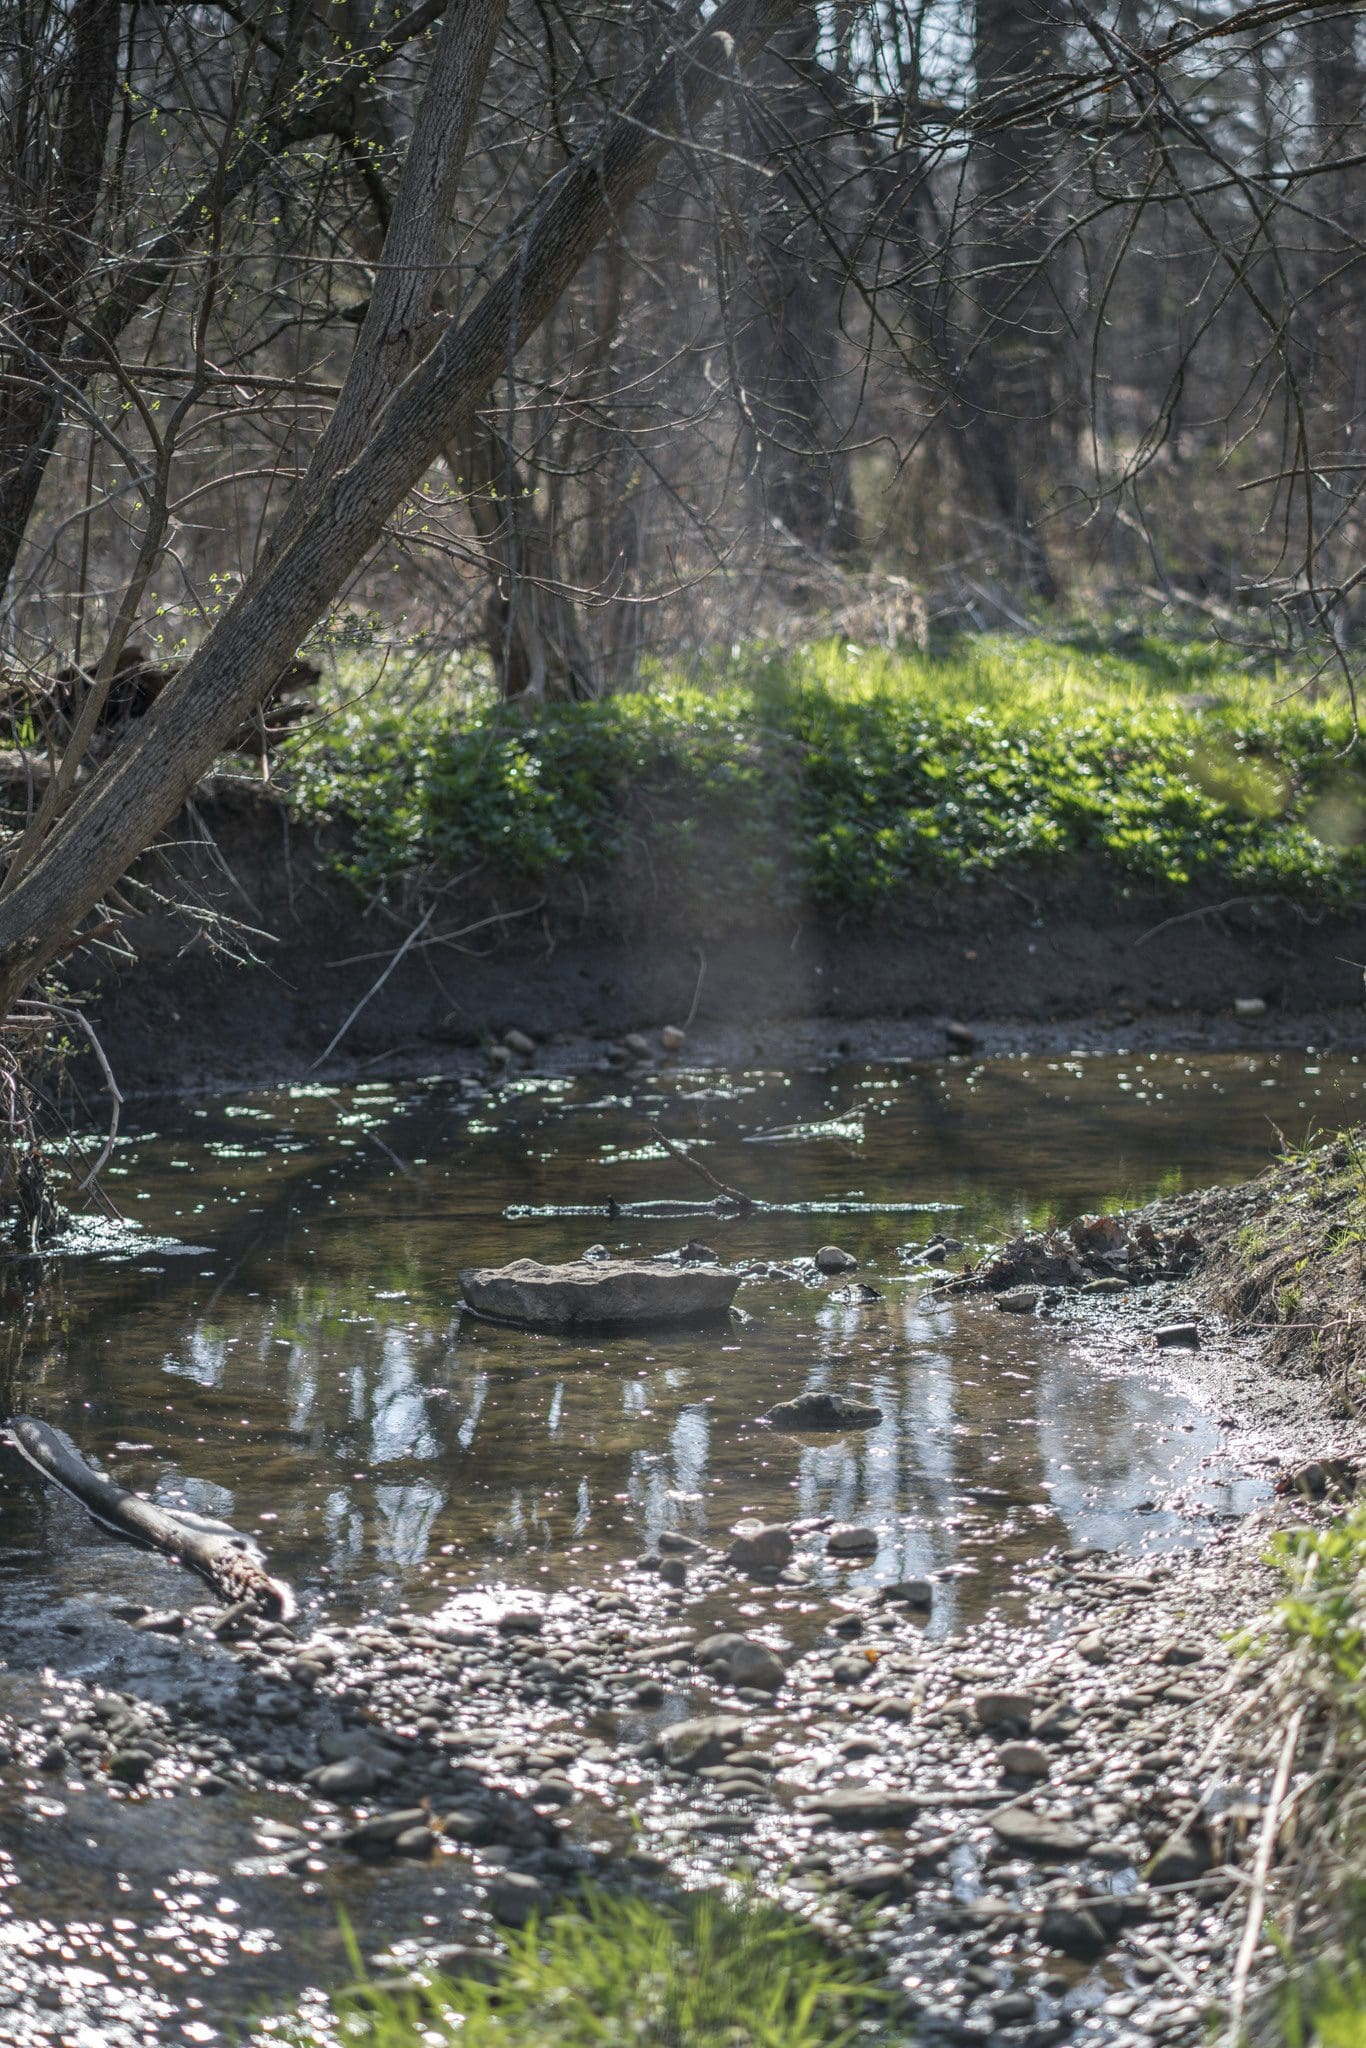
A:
60,780,1366,1096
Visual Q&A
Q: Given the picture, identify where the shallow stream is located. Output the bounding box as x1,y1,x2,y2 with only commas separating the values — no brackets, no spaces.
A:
0,1047,1355,2039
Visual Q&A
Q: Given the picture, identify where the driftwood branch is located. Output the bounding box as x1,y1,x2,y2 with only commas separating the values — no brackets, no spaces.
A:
641,1116,756,1213
309,901,437,1070
3,1414,294,1618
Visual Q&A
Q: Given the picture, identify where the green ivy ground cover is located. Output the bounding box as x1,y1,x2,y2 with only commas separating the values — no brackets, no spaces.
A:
285,637,1366,911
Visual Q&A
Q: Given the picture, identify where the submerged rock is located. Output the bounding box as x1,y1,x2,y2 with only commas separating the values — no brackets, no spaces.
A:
766,1391,883,1429
459,1257,740,1329
814,1245,858,1273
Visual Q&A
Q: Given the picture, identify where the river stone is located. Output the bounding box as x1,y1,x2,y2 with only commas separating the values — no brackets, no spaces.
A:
729,1642,786,1693
826,1524,879,1557
997,1740,1051,1780
996,1289,1039,1314
725,1522,793,1571
459,1258,740,1330
815,1245,858,1273
801,1786,923,1827
974,1690,1045,1730
990,1805,1092,1858
879,1579,934,1611
767,1391,883,1429
659,1715,749,1772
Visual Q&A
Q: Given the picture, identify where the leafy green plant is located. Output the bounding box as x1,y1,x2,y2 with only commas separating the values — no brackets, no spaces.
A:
265,1888,896,2048
1266,1505,1366,1701
284,634,1366,911
1276,1941,1366,2048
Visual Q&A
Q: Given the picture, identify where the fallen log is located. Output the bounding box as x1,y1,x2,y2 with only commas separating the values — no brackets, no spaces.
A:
3,1414,294,1620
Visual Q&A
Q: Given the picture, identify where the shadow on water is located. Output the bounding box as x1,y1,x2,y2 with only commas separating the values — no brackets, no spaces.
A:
2,1048,1357,1627
0,1046,1356,2034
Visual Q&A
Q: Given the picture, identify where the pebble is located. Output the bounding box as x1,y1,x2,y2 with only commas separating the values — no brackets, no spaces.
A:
1077,1631,1111,1665
989,1806,1092,1858
725,1522,794,1571
1155,1322,1201,1349
997,1741,1051,1780
996,1289,1040,1314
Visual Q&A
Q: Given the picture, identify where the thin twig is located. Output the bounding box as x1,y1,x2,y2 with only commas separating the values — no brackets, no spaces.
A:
309,902,436,1071
1134,896,1283,948
1226,1703,1307,2045
326,898,543,966
682,945,707,1031
21,1000,124,1192
641,1115,756,1213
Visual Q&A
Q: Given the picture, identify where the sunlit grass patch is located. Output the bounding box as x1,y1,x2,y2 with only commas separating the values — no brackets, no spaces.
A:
264,1887,896,2048
286,634,1366,909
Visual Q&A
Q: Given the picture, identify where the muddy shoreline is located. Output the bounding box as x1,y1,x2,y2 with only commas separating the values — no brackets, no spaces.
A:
57,781,1366,1097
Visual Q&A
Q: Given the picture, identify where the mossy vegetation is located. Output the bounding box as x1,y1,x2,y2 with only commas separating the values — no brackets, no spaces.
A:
264,1888,895,2048
285,636,1366,908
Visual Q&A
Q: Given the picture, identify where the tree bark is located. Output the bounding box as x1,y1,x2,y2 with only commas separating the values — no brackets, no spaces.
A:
0,0,453,598
458,419,602,701
0,0,121,595
0,0,805,1011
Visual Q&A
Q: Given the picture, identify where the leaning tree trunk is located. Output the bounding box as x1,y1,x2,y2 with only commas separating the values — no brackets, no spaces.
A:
0,0,804,1014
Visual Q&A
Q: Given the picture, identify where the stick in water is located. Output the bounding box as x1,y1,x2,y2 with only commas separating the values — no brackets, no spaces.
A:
4,1415,294,1620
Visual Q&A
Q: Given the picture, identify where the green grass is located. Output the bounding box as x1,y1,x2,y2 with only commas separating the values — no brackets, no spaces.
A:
1253,1502,1366,2044
284,635,1366,909
264,1887,896,2048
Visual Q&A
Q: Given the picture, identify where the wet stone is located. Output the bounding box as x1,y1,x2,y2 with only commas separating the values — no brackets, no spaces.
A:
725,1522,794,1571
826,1524,879,1557
997,1741,1051,1780
815,1246,858,1273
989,1806,1092,1858
767,1391,883,1429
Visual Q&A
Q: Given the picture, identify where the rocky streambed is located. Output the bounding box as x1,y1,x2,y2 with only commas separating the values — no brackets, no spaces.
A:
1,1052,1363,2046
0,1462,1342,2048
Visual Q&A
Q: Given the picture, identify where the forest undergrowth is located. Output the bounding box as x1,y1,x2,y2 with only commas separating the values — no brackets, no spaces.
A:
284,636,1366,916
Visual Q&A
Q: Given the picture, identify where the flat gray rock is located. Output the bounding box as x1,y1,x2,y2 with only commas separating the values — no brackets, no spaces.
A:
767,1391,883,1429
990,1804,1092,1858
800,1785,923,1826
459,1257,740,1330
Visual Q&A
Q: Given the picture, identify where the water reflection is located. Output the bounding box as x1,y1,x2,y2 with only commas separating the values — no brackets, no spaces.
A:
0,1048,1357,1634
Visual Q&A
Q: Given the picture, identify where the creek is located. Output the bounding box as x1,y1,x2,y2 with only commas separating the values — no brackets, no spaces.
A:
0,1046,1355,2042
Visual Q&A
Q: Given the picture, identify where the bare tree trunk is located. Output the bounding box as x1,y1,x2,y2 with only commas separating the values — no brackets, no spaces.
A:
0,0,803,1012
735,18,859,557
458,417,602,701
0,0,121,600
961,0,1068,598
